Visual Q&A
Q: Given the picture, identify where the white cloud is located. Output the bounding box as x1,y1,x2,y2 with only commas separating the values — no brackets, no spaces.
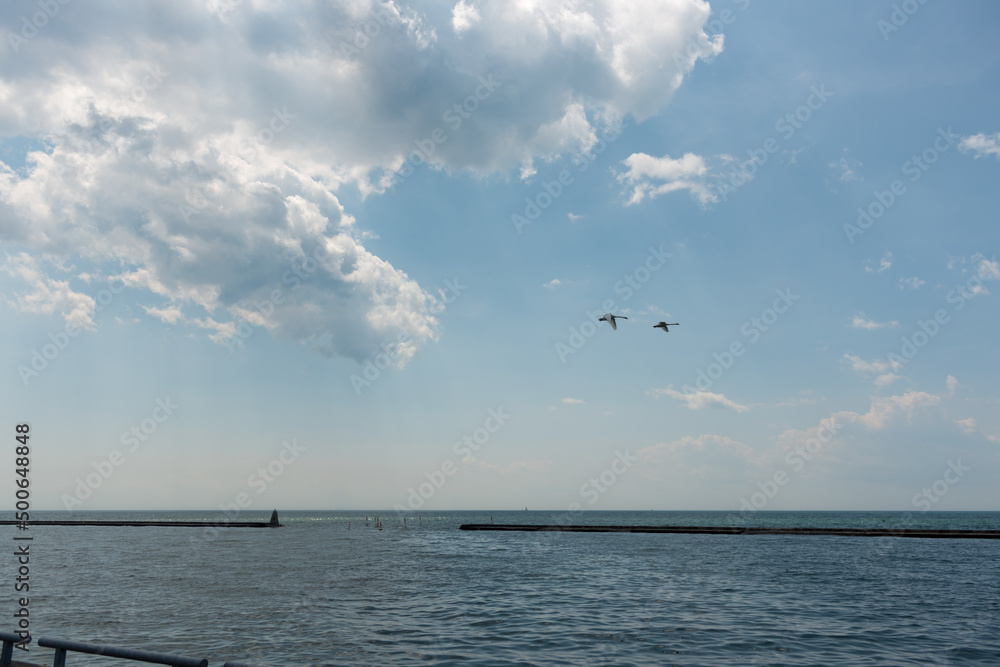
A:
850,313,898,330
451,0,480,33
898,276,925,290
650,386,750,413
975,253,1000,280
617,152,715,205
955,418,977,434
842,391,941,431
567,212,582,221
561,397,584,405
947,375,959,395
843,354,904,387
0,0,721,363
2,253,96,330
142,304,185,325
544,278,565,290
959,132,1000,159
830,155,861,182
865,251,893,274
843,353,891,374
874,373,900,387
774,392,942,466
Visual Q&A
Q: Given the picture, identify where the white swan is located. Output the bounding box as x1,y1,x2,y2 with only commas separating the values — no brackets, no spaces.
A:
654,322,679,332
599,313,627,330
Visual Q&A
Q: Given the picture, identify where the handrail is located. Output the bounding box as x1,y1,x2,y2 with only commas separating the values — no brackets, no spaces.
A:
37,637,208,667
0,632,30,666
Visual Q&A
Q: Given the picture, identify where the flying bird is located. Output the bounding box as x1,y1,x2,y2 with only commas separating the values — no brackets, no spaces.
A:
599,313,627,330
654,322,679,332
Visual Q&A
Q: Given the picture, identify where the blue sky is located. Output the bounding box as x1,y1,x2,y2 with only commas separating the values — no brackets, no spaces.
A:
1,0,998,512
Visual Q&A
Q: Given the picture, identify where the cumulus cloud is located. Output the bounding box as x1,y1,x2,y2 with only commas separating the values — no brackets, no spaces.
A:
959,132,1000,159
955,418,977,434
898,276,925,290
775,392,941,455
838,391,941,431
766,391,992,480
142,304,184,325
561,397,584,405
946,375,959,395
851,313,898,330
617,152,716,205
2,253,96,330
874,373,900,387
451,0,480,33
650,386,750,413
975,253,1000,280
842,353,901,374
0,0,719,363
864,251,893,274
830,155,861,182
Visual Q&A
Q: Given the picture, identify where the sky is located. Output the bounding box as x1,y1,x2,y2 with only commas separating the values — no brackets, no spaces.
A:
1,0,998,513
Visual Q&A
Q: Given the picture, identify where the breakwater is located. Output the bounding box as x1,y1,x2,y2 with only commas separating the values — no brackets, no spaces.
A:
459,524,1000,538
1,510,281,528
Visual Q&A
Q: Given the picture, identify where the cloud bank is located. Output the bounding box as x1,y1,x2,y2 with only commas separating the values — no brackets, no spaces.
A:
0,0,720,362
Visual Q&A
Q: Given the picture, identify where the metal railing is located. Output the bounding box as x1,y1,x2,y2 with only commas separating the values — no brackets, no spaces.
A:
37,637,207,667
2,634,264,667
1,631,30,666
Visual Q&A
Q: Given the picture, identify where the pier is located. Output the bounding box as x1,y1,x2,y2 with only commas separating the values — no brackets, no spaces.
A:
458,524,1000,539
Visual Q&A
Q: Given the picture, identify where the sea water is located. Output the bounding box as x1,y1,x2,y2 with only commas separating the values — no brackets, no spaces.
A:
4,510,999,665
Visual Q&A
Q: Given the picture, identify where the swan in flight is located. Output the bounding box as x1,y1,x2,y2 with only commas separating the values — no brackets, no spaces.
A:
653,322,679,332
599,313,627,330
